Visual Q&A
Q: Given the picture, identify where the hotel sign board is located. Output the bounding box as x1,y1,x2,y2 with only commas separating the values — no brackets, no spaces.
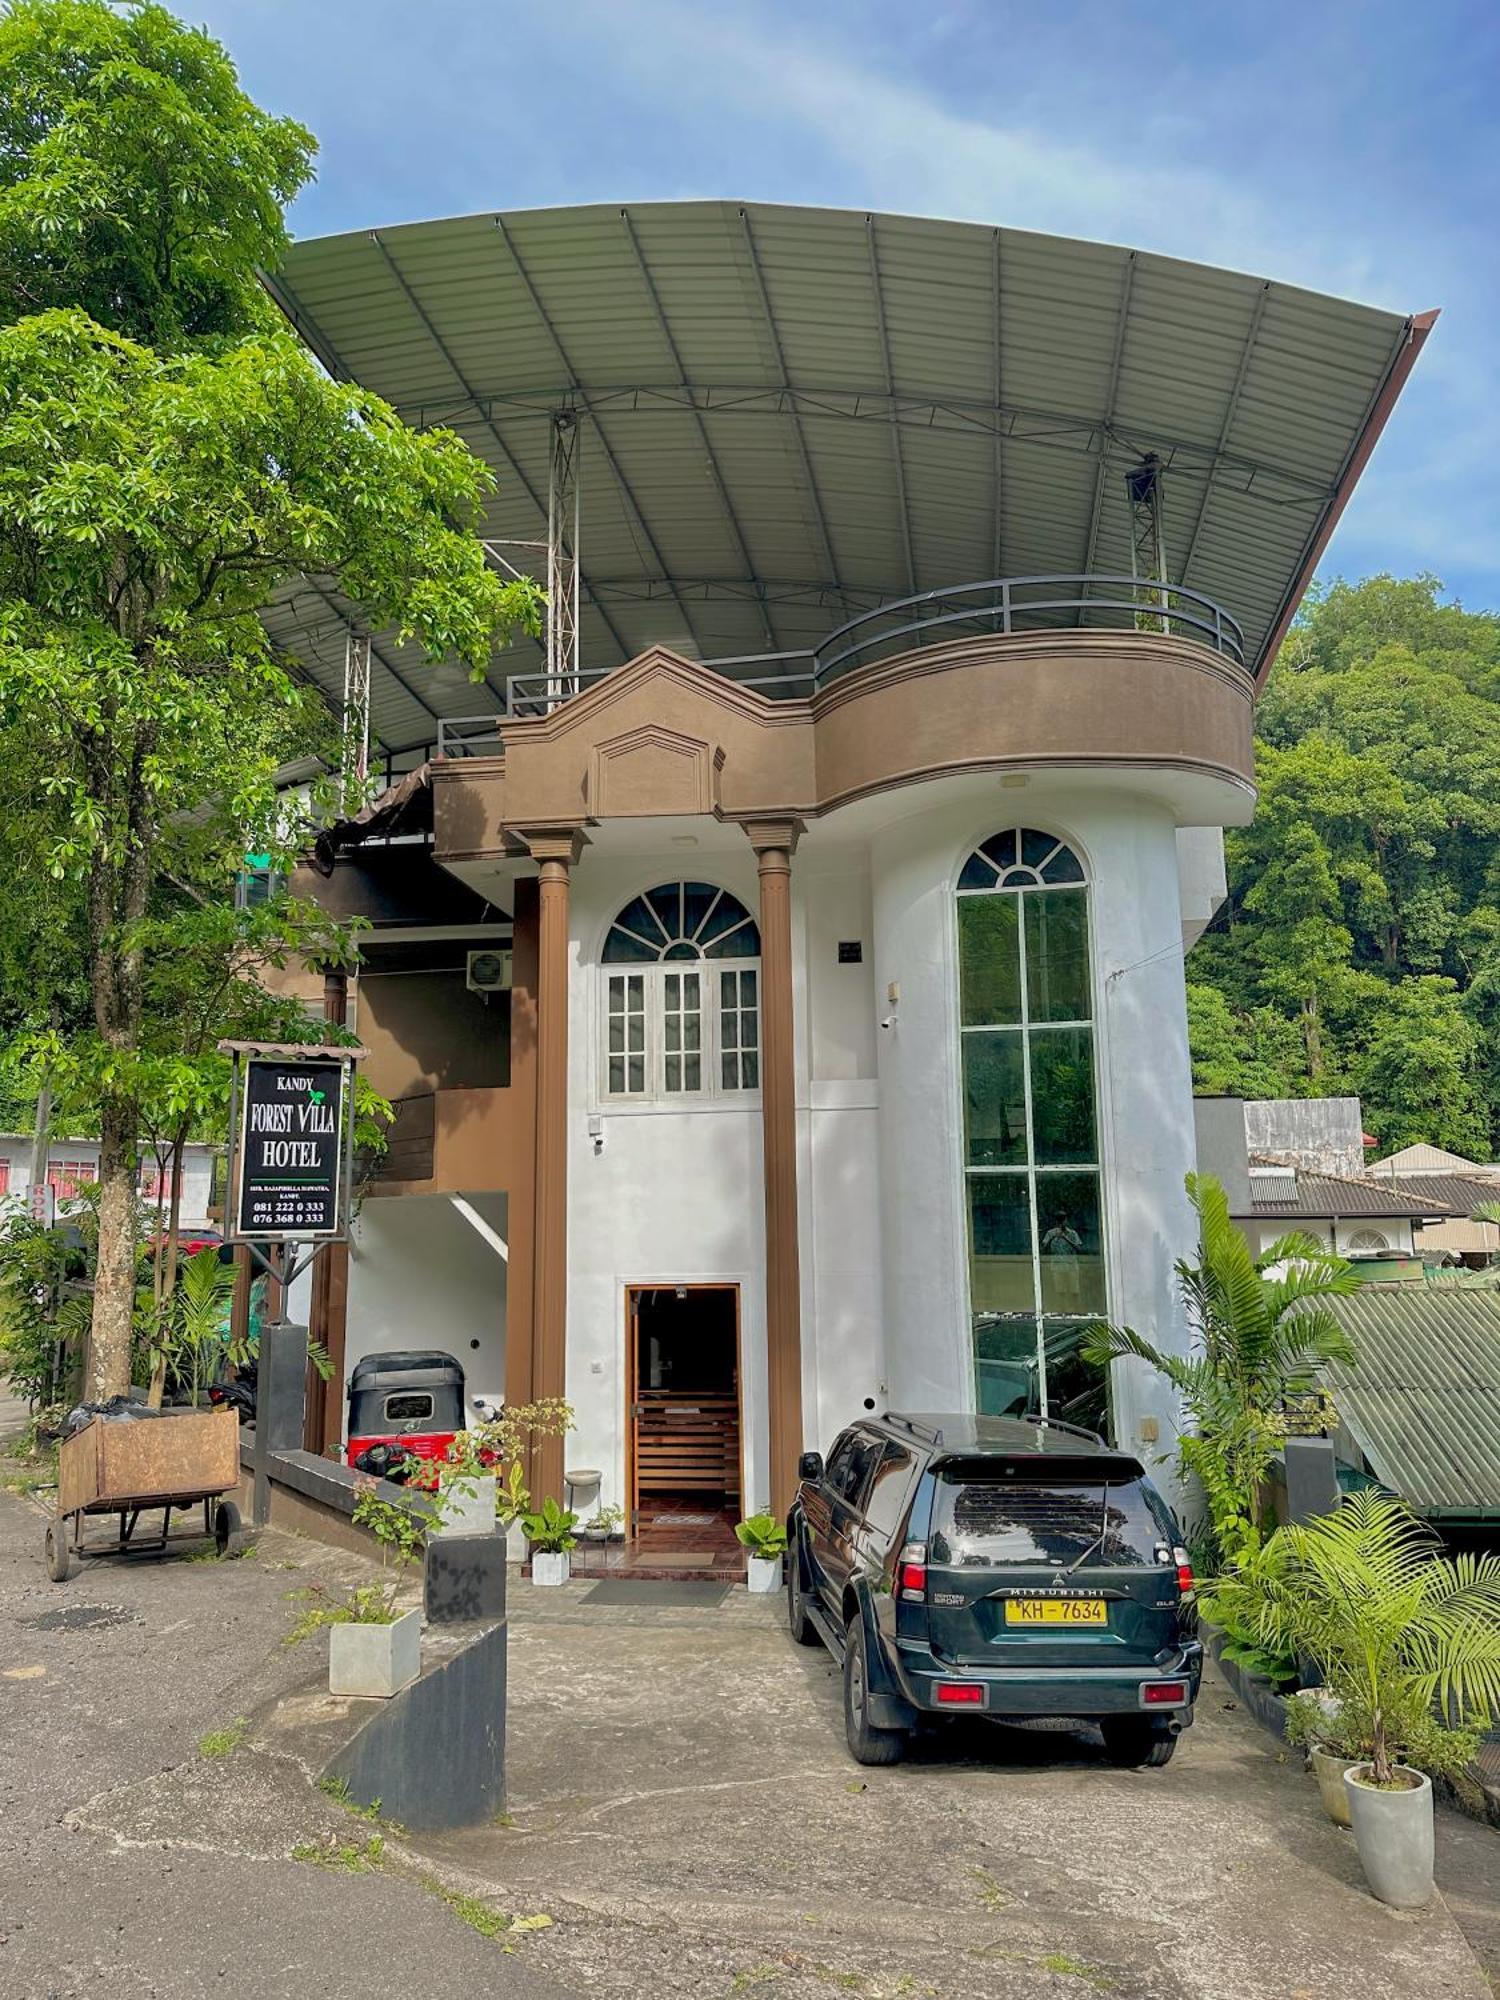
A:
231,1056,347,1241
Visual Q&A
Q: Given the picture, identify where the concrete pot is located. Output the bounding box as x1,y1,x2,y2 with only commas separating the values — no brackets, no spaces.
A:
504,1519,528,1563
1310,1747,1358,1827
1344,1765,1434,1908
434,1476,495,1538
531,1550,570,1587
746,1554,783,1594
329,1608,421,1700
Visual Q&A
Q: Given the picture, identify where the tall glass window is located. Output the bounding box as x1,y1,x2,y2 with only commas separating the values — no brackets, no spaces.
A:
601,882,760,1102
957,828,1109,1430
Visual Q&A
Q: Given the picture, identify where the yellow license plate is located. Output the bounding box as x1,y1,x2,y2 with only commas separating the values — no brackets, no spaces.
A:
1003,1598,1107,1626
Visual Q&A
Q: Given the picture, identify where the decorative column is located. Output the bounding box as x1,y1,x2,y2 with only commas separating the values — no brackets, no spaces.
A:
743,817,806,1520
524,827,587,1507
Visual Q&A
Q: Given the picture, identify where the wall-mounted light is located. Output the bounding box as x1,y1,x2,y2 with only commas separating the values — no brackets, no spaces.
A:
586,1112,604,1156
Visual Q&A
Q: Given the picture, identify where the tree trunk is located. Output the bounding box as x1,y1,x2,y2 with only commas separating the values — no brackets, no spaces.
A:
28,1073,52,1207
91,1095,140,1398
1302,992,1323,1082
145,1132,188,1408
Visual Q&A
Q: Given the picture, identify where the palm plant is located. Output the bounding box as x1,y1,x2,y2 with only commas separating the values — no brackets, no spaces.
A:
1081,1172,1360,1562
1208,1493,1500,1784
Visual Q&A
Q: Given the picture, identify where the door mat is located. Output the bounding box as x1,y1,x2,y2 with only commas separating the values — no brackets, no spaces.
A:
651,1512,718,1526
580,1580,729,1608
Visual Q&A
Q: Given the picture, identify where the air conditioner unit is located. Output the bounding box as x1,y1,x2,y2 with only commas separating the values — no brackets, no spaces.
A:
466,948,513,994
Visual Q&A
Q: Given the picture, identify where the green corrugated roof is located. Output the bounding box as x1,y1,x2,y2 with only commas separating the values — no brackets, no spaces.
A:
1323,1289,1500,1519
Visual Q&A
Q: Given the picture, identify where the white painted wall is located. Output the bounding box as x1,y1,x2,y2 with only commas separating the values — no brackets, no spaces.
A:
0,1138,217,1227
869,786,1199,1491
338,1191,507,1444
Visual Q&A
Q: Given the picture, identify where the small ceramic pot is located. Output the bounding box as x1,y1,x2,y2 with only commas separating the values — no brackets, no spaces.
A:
531,1550,570,1586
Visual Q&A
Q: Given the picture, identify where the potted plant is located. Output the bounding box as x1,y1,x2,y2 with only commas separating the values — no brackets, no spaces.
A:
736,1511,787,1593
522,1495,578,1585
291,1483,425,1699
1284,1689,1360,1827
581,1501,625,1542
1212,1493,1500,1908
463,1399,575,1561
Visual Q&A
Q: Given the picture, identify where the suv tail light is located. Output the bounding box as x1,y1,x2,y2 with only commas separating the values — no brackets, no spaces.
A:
1173,1544,1194,1593
1142,1680,1188,1706
897,1540,927,1601
935,1682,984,1707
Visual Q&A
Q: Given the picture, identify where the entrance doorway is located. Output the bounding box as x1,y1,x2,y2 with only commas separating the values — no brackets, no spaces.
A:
627,1285,741,1545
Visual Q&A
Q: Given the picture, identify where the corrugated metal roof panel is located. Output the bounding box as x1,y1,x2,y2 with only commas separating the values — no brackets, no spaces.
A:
261,200,1424,752
1323,1290,1500,1517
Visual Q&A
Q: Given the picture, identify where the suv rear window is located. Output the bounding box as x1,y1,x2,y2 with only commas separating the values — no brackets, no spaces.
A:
930,1474,1169,1568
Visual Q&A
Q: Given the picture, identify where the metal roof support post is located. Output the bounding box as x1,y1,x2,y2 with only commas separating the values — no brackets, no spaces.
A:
341,629,371,809
1125,455,1169,636
547,413,581,707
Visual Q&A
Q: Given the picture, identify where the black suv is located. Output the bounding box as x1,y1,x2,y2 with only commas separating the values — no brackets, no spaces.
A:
787,1411,1202,1767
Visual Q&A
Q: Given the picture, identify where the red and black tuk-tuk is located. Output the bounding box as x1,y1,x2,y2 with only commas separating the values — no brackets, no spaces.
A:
346,1350,467,1482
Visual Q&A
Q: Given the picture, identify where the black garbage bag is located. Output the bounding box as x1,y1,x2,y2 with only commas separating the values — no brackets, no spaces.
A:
63,1396,172,1437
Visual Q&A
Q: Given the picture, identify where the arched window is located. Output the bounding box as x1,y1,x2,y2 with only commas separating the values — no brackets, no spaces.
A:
601,882,761,1099
1346,1229,1389,1253
956,829,1107,1429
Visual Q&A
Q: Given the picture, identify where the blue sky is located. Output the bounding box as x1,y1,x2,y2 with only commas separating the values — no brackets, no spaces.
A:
200,0,1499,612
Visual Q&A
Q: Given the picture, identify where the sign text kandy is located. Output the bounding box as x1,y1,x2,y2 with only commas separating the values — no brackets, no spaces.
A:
232,1056,348,1240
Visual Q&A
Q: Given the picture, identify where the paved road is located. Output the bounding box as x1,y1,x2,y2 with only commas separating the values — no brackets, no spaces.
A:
0,1485,574,2000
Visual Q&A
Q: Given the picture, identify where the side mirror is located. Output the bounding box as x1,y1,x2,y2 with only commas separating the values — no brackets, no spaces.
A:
798,1451,824,1483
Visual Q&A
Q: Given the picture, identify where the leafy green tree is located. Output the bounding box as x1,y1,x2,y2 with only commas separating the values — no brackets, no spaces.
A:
0,0,312,347
0,5,542,1397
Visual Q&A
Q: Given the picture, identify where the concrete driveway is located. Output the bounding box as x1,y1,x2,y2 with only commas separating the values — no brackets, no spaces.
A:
424,1581,1496,2000
2,1460,1494,2000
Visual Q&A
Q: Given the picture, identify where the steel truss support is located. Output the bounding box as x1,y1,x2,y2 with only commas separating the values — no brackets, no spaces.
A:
1125,454,1169,632
547,413,581,701
341,629,371,804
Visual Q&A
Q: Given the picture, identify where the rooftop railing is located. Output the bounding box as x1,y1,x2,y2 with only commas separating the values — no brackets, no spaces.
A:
436,575,1246,751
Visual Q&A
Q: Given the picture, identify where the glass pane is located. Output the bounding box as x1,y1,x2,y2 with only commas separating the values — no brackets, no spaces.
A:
966,1175,1035,1314
958,896,1020,1026
609,1056,625,1091
1041,846,1085,885
958,851,999,890
740,970,756,1006
663,940,698,960
683,881,719,939
742,1051,758,1088
628,1017,644,1053
973,1314,1042,1418
961,1033,1027,1167
618,896,668,947
684,1054,701,1089
628,976,643,1003
665,1014,680,1052
602,923,658,963
646,884,682,940
1035,1172,1106,1316
1029,1027,1097,1163
608,1017,624,1054
700,892,757,947
1042,1319,1111,1435
685,1013,701,1052
1021,827,1059,868
704,917,759,959
722,1051,736,1089
981,829,1017,870
665,1054,681,1090
627,1054,644,1091
1025,891,1090,1023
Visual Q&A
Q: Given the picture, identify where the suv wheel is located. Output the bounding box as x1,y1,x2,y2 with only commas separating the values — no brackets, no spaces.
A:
1100,1718,1177,1769
843,1617,906,1766
787,1529,820,1648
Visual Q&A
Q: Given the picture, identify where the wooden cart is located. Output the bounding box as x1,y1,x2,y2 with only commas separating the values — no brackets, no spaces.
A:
46,1404,243,1582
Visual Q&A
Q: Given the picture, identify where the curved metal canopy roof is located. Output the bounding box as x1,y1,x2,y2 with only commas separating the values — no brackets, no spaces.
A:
259,200,1431,757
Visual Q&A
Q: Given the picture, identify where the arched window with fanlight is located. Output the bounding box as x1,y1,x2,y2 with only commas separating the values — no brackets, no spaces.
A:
956,828,1109,1430
601,882,761,1100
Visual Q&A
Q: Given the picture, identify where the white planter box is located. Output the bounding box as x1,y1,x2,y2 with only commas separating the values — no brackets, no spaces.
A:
433,1476,495,1538
531,1550,570,1587
746,1554,783,1594
328,1608,421,1699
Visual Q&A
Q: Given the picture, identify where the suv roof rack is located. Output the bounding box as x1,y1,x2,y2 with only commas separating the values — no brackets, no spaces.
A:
1022,1413,1105,1445
880,1412,944,1446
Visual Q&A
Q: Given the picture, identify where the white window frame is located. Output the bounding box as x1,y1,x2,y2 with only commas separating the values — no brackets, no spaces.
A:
600,957,761,1106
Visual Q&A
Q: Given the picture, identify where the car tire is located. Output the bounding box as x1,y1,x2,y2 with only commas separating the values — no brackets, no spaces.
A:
1101,1718,1177,1768
787,1529,821,1648
843,1617,906,1766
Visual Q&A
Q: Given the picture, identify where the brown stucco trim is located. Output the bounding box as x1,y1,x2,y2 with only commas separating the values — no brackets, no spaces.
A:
429,630,1256,864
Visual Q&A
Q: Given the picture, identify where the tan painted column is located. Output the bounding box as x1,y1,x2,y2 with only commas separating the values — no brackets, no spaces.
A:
743,817,806,1520
524,827,587,1507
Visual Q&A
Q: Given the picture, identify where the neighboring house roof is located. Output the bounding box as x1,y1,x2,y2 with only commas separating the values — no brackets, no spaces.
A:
1385,1175,1500,1221
1246,1169,1449,1220
1372,1142,1499,1177
1322,1290,1500,1519
257,201,1430,752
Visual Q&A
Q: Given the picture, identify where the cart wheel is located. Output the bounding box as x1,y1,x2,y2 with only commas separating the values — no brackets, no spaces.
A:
214,1500,242,1558
45,1519,71,1583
